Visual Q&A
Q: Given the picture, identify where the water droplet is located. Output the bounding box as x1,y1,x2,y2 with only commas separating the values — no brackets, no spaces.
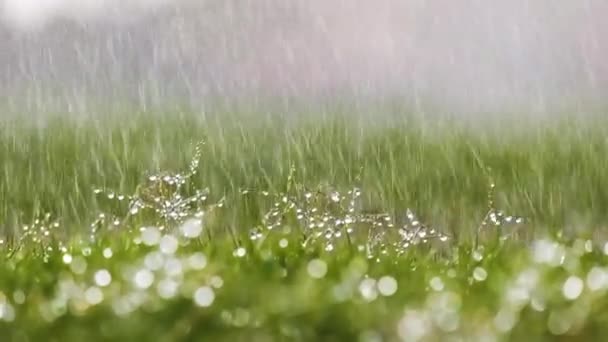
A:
141,227,162,246
430,277,444,291
307,259,328,279
134,269,154,289
12,291,25,305
377,276,398,296
188,253,207,270
473,267,488,282
62,253,73,264
157,279,179,299
587,267,608,291
193,286,215,307
159,235,179,254
0,303,16,322
70,257,87,275
103,248,113,259
180,218,203,238
210,276,224,288
234,247,247,258
562,276,584,300
359,278,378,302
84,287,104,305
472,250,483,261
94,269,112,287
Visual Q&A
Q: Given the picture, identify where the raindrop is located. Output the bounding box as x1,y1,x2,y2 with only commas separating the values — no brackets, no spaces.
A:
193,287,215,307
359,278,378,302
13,291,25,305
180,218,203,239
473,267,488,282
84,287,104,305
234,247,247,258
159,235,179,255
62,253,73,264
134,269,154,289
0,303,16,322
70,257,87,275
210,276,224,288
103,248,113,259
141,227,161,246
587,267,608,291
562,276,584,300
94,269,112,287
377,276,398,296
307,259,328,279
157,279,179,299
430,277,444,292
188,253,207,270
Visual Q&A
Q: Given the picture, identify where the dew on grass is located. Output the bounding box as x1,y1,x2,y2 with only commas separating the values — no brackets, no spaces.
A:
134,269,154,289
157,279,179,299
159,235,179,254
473,267,488,282
359,278,378,302
0,303,16,322
163,257,183,277
397,310,430,342
84,287,104,305
279,238,289,248
307,259,328,279
94,269,112,287
145,251,165,271
586,267,608,291
378,276,398,296
13,290,25,305
193,286,215,307
210,276,224,288
430,277,445,291
249,228,263,241
494,308,517,333
180,218,203,238
234,247,247,258
188,253,207,270
70,257,87,275
103,248,113,259
62,253,73,264
472,250,484,262
530,297,546,312
141,227,161,246
533,239,565,266
562,276,584,300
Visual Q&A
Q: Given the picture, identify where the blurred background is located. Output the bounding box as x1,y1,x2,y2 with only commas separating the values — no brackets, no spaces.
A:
1,0,607,118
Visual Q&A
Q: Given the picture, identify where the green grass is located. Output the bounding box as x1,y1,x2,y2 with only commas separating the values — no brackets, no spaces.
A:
2,109,608,341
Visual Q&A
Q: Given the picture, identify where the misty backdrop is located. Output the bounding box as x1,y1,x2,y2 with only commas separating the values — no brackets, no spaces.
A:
1,0,607,116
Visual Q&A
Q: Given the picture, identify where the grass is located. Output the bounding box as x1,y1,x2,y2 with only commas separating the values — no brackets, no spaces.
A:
2,108,608,340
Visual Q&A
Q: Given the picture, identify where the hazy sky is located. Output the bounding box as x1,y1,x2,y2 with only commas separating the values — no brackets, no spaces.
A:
1,0,607,115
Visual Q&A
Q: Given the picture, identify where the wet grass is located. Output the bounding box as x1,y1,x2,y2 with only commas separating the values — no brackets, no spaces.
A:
1,110,608,340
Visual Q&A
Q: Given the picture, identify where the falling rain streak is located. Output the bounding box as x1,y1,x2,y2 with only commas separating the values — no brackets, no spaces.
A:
0,0,607,118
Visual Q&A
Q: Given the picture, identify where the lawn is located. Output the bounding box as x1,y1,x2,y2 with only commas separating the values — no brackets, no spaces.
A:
1,109,608,341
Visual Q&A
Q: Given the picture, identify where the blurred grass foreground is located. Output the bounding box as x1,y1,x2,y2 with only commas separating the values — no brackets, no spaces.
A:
2,109,608,341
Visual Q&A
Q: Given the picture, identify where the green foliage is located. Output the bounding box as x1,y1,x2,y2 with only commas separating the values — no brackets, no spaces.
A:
1,110,608,340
